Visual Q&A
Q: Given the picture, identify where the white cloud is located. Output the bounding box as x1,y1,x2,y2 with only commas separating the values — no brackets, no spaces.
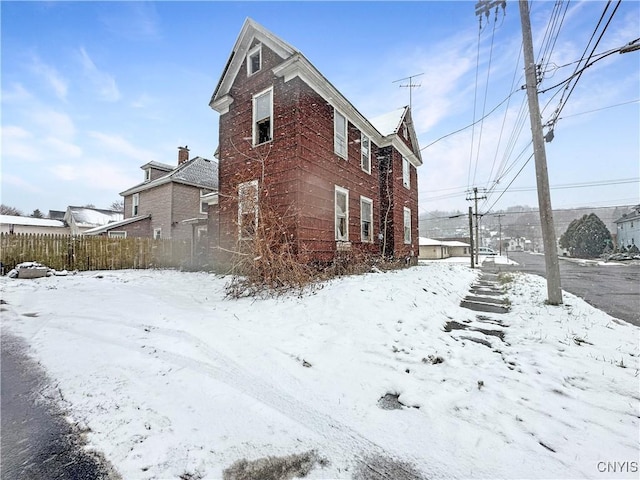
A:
48,161,137,192
79,47,121,102
1,83,33,104
28,109,76,139
1,125,40,160
0,173,43,194
88,131,155,160
44,137,83,158
29,55,68,100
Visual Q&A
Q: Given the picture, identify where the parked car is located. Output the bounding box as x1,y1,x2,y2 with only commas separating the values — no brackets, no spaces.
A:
478,247,497,256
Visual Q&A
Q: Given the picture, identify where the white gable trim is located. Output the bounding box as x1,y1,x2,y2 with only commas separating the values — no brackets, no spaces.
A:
211,18,296,106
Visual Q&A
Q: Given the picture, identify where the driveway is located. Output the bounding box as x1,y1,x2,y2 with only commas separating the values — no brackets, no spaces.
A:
1,331,118,480
485,252,640,327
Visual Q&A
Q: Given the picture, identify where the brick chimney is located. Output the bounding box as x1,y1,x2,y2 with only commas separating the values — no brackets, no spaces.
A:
178,145,190,165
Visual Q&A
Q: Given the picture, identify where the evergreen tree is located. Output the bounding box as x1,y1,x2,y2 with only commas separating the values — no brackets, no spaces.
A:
559,213,612,258
31,209,44,218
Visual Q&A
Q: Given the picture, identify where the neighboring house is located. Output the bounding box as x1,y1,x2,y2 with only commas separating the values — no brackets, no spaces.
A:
0,215,69,235
419,238,449,260
64,206,123,236
209,18,422,265
108,146,218,242
614,204,640,249
442,240,470,257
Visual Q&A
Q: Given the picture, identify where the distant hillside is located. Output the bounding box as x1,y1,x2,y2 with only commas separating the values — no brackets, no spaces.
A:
420,205,635,244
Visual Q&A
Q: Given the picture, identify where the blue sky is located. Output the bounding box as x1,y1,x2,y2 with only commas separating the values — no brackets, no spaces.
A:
2,1,638,218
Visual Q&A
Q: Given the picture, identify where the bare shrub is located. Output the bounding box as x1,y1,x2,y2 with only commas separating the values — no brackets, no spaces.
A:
222,450,327,480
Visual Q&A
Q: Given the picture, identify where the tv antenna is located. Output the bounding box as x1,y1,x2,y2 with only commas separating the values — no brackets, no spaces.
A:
393,73,423,111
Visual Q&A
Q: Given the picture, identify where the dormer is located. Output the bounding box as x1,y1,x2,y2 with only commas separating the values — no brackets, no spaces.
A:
140,161,173,182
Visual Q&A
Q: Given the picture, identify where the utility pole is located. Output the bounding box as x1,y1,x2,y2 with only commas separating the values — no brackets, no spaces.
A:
519,0,563,305
496,214,505,256
469,207,475,269
467,187,486,265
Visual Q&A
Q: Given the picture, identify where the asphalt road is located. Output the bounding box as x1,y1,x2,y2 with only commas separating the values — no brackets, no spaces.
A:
1,331,117,480
487,252,640,327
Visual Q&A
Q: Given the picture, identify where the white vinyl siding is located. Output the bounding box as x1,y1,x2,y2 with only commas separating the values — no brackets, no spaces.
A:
361,133,371,174
253,88,273,145
403,207,411,244
360,196,373,243
334,109,347,159
335,186,349,241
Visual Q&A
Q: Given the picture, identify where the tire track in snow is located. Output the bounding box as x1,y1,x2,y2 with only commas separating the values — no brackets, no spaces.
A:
38,318,452,479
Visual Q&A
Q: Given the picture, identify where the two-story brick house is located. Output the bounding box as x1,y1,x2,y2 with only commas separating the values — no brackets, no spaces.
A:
209,19,421,264
88,147,218,243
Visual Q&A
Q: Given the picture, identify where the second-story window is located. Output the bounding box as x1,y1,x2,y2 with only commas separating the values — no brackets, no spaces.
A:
402,156,410,189
144,168,151,182
361,133,371,174
334,109,347,159
247,44,261,75
132,193,139,216
253,88,273,145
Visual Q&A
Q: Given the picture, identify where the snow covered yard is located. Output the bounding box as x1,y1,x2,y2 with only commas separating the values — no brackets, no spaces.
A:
1,263,638,479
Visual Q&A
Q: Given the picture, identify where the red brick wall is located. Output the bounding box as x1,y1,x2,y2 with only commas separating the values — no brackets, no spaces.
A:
216,41,418,263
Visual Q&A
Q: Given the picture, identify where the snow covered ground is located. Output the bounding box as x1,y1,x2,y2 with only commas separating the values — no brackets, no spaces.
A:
1,262,638,479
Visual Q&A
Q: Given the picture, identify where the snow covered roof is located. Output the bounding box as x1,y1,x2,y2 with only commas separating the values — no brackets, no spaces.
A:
121,156,218,196
419,237,444,246
64,207,123,228
84,215,151,235
369,107,407,136
0,215,66,227
442,240,470,248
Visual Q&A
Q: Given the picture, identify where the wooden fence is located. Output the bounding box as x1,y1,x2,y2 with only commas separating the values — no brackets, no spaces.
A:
0,233,193,272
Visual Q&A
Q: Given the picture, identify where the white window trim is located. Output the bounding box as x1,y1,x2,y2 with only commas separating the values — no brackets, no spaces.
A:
403,207,411,244
132,193,139,216
360,196,373,243
334,109,348,159
200,189,208,215
108,231,127,238
246,43,262,76
361,133,371,174
335,186,349,241
252,87,273,146
144,168,151,182
153,227,162,240
402,157,410,189
238,179,259,240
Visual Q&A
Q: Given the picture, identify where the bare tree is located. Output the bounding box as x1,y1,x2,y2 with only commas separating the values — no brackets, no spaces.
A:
109,200,124,212
0,204,23,216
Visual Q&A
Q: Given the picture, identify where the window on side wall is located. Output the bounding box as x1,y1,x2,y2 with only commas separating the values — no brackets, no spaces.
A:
153,228,161,240
361,133,371,174
335,186,349,241
132,193,139,216
253,88,273,145
200,189,208,215
360,196,373,243
403,207,411,244
402,157,410,189
247,44,261,75
108,231,126,238
238,180,259,240
334,109,347,159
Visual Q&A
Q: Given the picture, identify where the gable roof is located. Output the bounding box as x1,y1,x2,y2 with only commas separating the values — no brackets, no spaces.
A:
614,205,640,224
64,207,123,228
120,156,218,197
210,18,422,166
84,214,151,235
